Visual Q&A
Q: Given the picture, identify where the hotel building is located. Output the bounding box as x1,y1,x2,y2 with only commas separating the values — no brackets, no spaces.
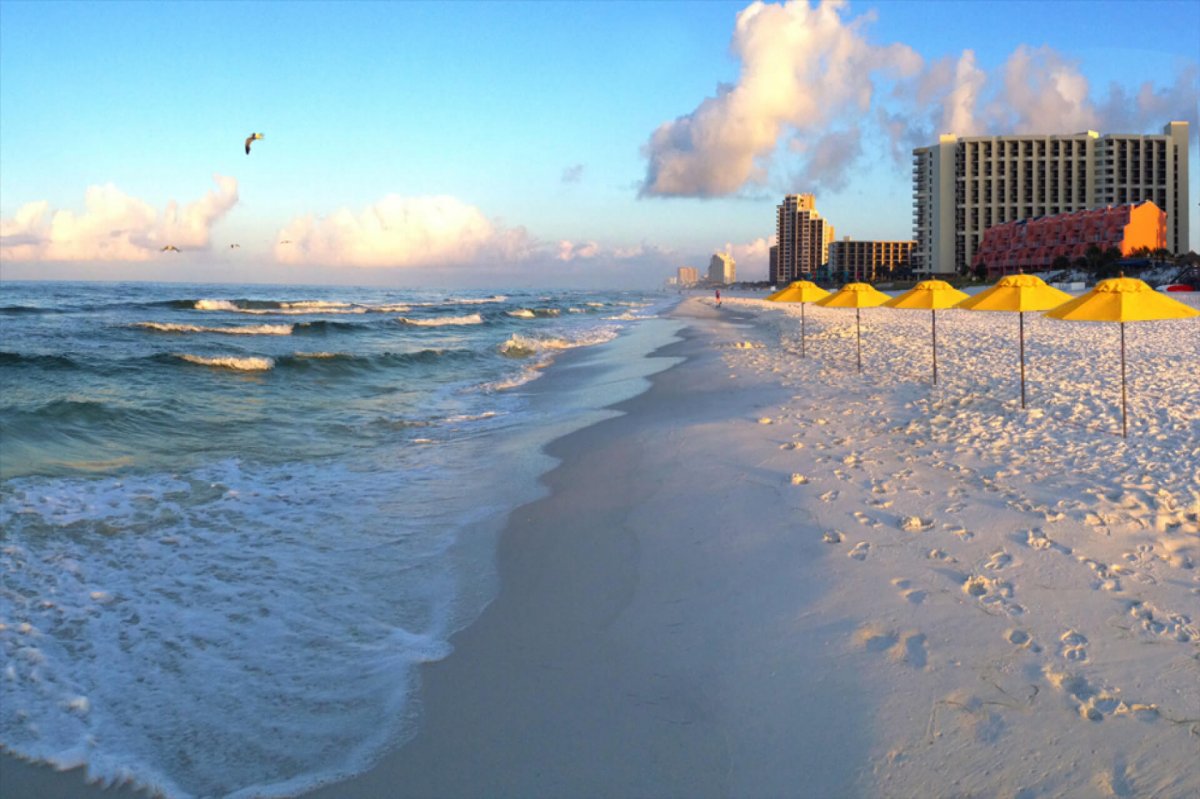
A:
827,238,914,283
911,121,1189,275
973,201,1166,279
676,266,699,286
773,194,835,284
708,252,736,284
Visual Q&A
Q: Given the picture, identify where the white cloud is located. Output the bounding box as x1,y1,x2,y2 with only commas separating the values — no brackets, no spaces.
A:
640,0,919,197
0,175,238,262
273,195,538,268
557,240,601,261
642,0,1198,198
724,236,773,281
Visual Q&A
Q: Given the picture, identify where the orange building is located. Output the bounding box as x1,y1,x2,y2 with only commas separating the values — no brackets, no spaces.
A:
972,201,1166,279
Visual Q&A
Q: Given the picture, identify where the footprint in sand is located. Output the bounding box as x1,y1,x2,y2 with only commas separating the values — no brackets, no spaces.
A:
848,542,871,560
900,516,934,533
853,510,881,528
819,490,840,503
855,625,928,669
823,530,845,544
1042,667,1155,723
944,524,974,541
1077,557,1123,592
985,551,1013,571
1059,630,1089,662
1005,628,1042,653
1127,600,1198,643
892,578,928,605
928,548,956,562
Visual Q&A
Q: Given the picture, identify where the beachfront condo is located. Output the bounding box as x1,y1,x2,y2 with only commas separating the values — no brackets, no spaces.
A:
911,121,1190,276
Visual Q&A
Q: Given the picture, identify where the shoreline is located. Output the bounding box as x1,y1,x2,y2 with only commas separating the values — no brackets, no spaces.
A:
302,298,874,798
5,294,1199,798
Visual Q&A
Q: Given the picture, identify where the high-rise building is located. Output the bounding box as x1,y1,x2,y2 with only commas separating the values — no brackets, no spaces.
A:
911,121,1189,275
773,194,834,284
708,252,736,284
827,238,914,283
677,266,699,285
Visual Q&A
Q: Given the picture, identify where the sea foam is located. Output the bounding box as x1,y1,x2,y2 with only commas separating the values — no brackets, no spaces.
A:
396,313,484,327
137,322,294,335
176,354,275,371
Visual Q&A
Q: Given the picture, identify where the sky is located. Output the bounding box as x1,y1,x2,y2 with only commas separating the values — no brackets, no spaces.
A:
1,0,1198,288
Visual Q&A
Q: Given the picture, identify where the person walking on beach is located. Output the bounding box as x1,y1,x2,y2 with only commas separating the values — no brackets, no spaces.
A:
715,288,721,307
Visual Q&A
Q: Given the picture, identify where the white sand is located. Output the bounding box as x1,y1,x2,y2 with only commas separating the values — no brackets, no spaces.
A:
4,293,1197,798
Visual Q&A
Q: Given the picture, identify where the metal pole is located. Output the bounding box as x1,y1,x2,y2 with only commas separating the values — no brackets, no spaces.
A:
1019,311,1027,409
801,301,806,358
1120,322,1128,438
855,307,862,373
931,310,938,385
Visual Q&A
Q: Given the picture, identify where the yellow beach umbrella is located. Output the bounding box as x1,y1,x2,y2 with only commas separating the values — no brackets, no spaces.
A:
813,282,891,373
955,274,1073,408
1044,275,1199,437
766,280,831,358
883,280,968,385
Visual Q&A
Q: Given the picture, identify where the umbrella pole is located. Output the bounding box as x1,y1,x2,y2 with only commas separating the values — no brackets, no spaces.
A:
855,308,862,373
1019,311,1026,409
801,302,806,359
931,310,938,385
1120,322,1128,438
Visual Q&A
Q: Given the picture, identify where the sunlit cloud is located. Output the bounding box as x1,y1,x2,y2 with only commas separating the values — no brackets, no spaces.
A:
557,239,601,261
641,0,1199,198
726,236,773,277
273,195,538,268
639,0,919,197
0,175,238,262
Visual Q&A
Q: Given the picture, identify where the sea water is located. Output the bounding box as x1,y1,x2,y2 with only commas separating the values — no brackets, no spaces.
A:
0,281,681,797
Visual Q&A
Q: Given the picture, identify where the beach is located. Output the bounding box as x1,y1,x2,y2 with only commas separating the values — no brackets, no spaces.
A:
4,293,1199,797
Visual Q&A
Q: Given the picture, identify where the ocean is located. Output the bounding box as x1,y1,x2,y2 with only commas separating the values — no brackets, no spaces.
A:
0,280,681,798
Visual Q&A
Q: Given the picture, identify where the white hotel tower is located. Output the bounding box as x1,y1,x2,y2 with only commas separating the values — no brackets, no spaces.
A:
911,121,1189,275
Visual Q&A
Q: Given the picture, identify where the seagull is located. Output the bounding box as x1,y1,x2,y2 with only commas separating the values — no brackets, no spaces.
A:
229,243,240,249
160,245,180,252
244,132,264,155
279,239,292,245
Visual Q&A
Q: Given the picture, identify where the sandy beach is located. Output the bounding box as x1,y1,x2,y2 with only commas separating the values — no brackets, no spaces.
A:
4,293,1198,798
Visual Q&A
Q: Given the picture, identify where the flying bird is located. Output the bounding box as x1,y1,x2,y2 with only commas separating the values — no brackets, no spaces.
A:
229,243,240,249
244,132,264,155
160,245,180,252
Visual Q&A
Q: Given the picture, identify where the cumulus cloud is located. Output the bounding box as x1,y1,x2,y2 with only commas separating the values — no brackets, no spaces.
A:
274,195,538,268
639,0,918,197
641,0,1198,198
0,175,238,262
557,239,601,261
722,236,773,280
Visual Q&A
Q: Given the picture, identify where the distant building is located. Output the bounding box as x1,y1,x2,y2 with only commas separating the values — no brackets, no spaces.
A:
827,238,914,283
773,194,834,284
677,266,699,286
912,121,1189,276
973,201,1166,279
708,252,736,284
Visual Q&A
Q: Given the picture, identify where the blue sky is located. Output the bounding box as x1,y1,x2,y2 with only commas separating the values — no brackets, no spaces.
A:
2,0,1198,287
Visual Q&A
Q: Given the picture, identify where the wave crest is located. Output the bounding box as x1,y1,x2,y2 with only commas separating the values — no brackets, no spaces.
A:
176,354,275,371
396,314,483,327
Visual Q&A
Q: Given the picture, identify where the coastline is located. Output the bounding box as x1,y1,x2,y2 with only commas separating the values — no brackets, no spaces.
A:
301,297,875,798
5,293,1198,798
